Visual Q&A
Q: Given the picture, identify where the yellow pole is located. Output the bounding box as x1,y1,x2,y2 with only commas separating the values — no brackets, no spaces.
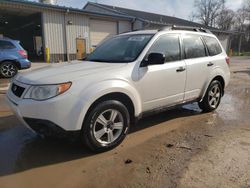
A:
229,49,233,57
45,47,50,63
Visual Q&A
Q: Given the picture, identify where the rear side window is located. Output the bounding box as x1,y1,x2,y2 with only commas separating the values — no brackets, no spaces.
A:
203,36,222,56
183,35,206,59
147,34,181,62
0,40,16,49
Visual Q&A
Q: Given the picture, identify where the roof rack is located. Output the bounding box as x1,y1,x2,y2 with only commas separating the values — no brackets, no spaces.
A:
159,25,212,34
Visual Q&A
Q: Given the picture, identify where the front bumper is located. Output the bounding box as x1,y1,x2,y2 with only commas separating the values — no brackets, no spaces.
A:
23,117,80,137
6,80,84,133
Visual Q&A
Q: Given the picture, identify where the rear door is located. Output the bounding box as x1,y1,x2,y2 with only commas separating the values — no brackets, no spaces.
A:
138,34,187,111
182,34,211,101
0,40,17,61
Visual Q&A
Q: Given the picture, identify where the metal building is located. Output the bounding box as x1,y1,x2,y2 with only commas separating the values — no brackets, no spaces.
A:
83,2,234,53
0,0,234,63
0,0,133,62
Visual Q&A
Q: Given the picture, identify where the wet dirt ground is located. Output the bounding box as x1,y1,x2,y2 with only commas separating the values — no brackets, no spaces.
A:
0,57,249,188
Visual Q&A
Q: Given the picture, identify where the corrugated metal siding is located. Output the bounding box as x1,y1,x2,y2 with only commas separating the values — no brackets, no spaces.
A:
133,20,143,30
118,20,131,33
42,10,66,55
66,13,90,54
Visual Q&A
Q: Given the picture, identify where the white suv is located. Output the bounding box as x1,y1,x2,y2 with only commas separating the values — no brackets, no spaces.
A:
6,27,230,152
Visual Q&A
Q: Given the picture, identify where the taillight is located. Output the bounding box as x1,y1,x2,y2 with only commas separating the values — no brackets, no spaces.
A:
18,50,28,58
225,57,230,66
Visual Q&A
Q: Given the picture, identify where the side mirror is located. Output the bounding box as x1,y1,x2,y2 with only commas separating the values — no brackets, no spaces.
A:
142,53,165,66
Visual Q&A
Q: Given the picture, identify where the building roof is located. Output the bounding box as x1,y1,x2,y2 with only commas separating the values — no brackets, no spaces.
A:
83,2,232,34
0,0,134,20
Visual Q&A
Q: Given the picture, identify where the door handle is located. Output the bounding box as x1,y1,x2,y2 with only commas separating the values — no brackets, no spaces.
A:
176,67,186,72
207,62,214,67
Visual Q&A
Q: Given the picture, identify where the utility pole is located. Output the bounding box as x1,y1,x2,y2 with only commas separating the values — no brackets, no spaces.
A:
238,34,242,56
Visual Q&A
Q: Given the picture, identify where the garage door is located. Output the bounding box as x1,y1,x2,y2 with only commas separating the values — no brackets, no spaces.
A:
90,19,117,48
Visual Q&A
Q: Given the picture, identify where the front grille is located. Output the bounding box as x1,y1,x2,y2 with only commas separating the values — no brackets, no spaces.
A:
11,83,25,97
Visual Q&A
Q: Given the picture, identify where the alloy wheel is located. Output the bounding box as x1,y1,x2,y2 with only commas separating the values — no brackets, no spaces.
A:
208,84,221,108
93,109,124,144
1,63,17,77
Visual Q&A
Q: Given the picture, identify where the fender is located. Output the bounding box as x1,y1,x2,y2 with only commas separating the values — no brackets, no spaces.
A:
199,67,227,102
73,79,142,130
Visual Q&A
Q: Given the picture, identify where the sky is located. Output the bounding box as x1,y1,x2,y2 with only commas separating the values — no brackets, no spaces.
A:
33,0,244,19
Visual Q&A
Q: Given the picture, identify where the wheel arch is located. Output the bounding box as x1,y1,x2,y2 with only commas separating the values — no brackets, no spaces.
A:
0,59,21,69
83,92,136,127
200,74,226,102
73,80,142,130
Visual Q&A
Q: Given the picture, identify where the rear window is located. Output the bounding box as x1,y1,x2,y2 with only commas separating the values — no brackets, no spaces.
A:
0,40,16,49
203,36,222,56
183,35,206,59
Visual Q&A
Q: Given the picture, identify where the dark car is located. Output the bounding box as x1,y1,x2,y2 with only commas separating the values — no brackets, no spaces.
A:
0,38,31,78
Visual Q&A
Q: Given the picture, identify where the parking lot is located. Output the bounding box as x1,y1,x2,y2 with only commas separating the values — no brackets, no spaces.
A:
0,57,249,188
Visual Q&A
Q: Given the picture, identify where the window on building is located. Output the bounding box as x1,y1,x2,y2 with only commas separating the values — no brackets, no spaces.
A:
147,34,181,62
183,35,206,59
203,36,222,56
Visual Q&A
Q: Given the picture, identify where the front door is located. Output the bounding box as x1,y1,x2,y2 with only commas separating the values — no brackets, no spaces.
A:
137,34,186,111
76,38,86,60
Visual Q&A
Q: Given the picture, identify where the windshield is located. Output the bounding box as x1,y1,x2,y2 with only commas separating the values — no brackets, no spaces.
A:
86,34,153,63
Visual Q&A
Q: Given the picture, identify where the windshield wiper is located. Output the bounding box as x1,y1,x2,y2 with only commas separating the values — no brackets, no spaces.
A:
86,59,112,62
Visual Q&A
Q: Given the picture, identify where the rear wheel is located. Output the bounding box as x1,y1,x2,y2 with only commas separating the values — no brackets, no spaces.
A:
199,80,222,112
82,100,130,152
0,61,18,78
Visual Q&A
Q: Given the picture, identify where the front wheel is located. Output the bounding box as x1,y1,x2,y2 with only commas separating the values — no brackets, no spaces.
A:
82,100,130,152
199,80,222,112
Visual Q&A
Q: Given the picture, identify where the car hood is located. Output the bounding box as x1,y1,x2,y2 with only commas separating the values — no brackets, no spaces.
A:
15,60,128,84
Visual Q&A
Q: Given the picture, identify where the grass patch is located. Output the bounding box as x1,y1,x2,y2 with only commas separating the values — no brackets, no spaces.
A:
231,52,250,56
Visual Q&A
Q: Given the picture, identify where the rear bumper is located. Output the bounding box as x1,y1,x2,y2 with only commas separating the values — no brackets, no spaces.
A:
19,59,31,69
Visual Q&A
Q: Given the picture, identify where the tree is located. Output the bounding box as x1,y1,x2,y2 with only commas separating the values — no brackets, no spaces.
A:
193,0,225,27
216,8,235,30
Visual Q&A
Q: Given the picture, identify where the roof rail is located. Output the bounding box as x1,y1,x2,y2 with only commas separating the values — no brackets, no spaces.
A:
159,25,212,34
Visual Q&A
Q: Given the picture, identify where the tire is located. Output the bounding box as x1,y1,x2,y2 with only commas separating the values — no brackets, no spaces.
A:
0,61,18,78
82,100,130,152
199,80,222,112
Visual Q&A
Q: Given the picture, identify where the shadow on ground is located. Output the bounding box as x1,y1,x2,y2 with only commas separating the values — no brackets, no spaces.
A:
233,70,250,76
0,103,201,176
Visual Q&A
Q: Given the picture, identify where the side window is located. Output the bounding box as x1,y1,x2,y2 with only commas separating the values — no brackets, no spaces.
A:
203,36,222,56
147,34,181,62
183,35,206,59
0,41,16,50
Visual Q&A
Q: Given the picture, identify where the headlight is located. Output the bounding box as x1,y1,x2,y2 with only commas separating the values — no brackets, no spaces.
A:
24,82,71,101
